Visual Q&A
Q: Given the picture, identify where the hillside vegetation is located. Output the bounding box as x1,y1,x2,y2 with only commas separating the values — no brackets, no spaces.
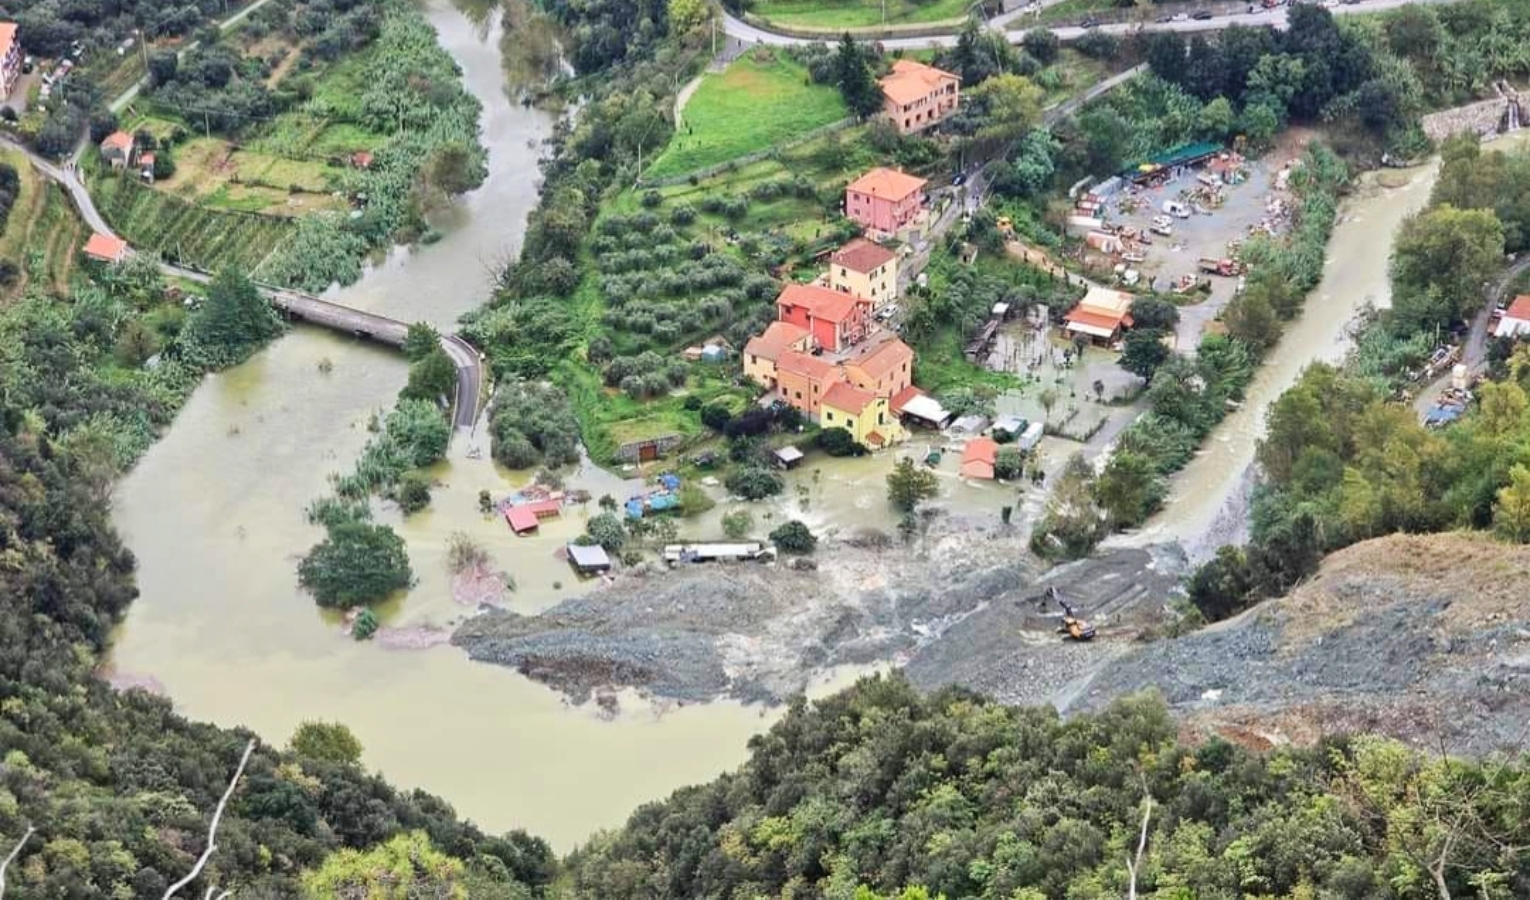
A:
569,676,1530,899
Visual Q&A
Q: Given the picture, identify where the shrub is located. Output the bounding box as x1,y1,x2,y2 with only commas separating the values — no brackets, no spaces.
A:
396,470,432,515
700,402,734,431
816,427,865,457
679,483,715,516
585,512,627,551
769,520,817,554
726,466,784,500
722,508,754,539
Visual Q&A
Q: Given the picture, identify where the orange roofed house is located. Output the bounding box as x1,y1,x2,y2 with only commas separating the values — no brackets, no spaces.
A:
83,233,129,264
777,283,872,353
821,381,905,449
0,23,20,99
1064,286,1135,345
829,237,899,306
775,349,843,419
846,168,927,236
843,337,913,399
743,320,811,389
960,437,999,480
880,59,960,136
99,131,135,170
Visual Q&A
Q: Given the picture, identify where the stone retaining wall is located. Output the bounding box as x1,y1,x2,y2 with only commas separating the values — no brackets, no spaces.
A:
1421,98,1509,143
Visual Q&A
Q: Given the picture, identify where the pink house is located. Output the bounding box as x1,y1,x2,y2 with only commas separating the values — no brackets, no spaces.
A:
0,24,19,100
845,168,928,235
776,283,872,353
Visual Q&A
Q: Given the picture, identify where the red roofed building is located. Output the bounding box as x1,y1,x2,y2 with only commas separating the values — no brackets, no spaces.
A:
776,349,844,419
743,320,811,388
0,23,21,99
821,381,903,448
879,59,960,136
960,437,999,480
82,233,129,264
846,167,927,235
829,237,899,305
777,283,872,353
1063,286,1135,345
844,337,914,398
100,131,135,170
1496,295,1530,339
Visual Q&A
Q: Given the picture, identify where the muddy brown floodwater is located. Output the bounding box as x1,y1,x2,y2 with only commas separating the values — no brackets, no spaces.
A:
1122,131,1530,559
103,1,799,852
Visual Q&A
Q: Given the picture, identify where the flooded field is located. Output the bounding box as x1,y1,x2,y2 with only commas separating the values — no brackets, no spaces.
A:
104,1,790,851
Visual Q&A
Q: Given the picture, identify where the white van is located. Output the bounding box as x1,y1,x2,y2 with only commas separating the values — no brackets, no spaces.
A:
1162,200,1191,219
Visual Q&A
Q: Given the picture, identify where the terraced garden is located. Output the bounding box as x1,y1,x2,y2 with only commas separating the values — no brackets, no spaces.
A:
91,174,293,274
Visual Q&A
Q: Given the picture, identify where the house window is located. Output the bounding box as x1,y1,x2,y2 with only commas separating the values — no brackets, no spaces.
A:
794,391,802,400
847,419,856,431
825,411,834,422
840,267,847,277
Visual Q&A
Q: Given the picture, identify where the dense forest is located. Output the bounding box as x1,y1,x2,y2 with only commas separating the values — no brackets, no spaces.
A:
570,676,1530,898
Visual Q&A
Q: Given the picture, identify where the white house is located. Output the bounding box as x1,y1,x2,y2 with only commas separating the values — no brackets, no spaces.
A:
1496,295,1530,339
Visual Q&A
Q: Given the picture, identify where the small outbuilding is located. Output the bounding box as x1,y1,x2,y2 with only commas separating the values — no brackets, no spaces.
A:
774,445,805,469
566,543,612,575
83,233,129,264
1495,295,1530,339
960,437,999,480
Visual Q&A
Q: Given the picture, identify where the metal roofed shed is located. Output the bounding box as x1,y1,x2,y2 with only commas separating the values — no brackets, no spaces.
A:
774,445,805,469
664,543,776,565
898,394,952,428
566,543,612,574
949,414,989,437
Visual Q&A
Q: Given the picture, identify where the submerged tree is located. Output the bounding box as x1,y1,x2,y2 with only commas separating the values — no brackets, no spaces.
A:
179,266,283,369
298,522,413,608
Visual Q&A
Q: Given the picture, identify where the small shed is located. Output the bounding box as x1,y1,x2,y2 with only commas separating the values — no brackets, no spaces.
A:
506,506,540,534
949,414,989,437
992,415,1026,437
566,543,612,575
774,445,804,469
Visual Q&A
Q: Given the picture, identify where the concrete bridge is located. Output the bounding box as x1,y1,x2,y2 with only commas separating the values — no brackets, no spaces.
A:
3,135,487,432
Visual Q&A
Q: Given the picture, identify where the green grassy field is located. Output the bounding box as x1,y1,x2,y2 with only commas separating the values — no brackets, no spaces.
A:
646,52,848,180
751,0,973,28
92,173,294,274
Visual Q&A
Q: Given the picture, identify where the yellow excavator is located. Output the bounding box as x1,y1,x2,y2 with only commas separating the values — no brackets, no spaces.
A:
1026,587,1097,642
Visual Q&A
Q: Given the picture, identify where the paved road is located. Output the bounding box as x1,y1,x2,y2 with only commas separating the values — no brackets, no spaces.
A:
3,133,488,433
722,0,1459,49
107,0,280,115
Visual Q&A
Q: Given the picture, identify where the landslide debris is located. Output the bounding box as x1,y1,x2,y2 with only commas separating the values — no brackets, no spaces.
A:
1061,532,1530,755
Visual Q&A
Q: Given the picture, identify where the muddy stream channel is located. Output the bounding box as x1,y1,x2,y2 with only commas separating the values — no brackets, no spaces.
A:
102,2,1527,849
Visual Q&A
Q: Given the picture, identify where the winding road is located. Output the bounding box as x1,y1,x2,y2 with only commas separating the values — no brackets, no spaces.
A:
1,135,487,433
720,0,1460,49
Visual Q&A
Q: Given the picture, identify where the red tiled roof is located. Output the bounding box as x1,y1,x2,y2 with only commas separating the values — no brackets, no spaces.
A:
962,437,998,466
777,349,840,382
744,321,810,362
830,237,897,274
1064,309,1126,332
848,338,913,381
847,167,927,203
880,59,960,107
506,506,540,533
822,381,877,416
0,24,17,59
101,131,133,152
889,385,925,416
524,499,562,518
82,233,128,262
865,431,886,447
778,283,868,325
1507,295,1530,322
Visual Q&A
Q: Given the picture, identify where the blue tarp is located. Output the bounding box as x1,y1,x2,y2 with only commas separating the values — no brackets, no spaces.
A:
648,492,679,511
659,473,681,491
624,498,645,519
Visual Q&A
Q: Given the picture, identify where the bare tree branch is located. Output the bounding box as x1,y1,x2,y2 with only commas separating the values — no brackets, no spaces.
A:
0,824,36,898
1126,776,1153,900
163,739,255,900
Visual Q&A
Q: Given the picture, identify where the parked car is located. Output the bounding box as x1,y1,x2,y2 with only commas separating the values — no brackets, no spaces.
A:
951,172,966,187
1191,10,1214,19
1170,12,1189,21
1079,16,1100,27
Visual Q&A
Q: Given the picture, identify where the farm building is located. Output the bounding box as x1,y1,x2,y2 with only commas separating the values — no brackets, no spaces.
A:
99,131,135,169
1495,295,1530,339
960,438,999,480
566,543,612,575
83,233,129,264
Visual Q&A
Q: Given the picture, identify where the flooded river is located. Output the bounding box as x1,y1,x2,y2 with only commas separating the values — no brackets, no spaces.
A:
106,1,784,851
1127,131,1530,557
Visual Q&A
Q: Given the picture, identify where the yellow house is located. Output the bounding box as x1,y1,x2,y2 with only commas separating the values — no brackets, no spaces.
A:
742,321,811,389
828,238,899,307
821,382,906,450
